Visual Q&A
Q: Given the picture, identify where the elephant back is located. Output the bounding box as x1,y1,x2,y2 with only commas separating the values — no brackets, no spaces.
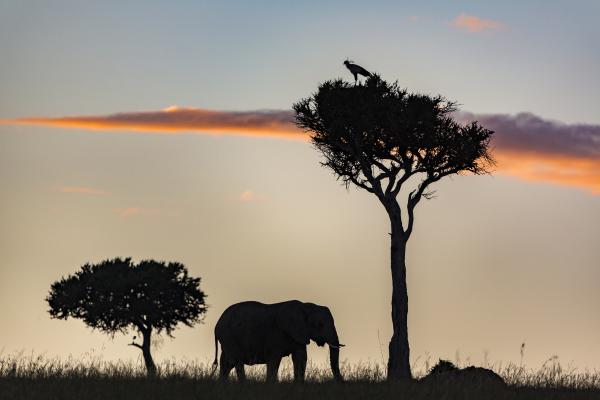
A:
215,301,274,363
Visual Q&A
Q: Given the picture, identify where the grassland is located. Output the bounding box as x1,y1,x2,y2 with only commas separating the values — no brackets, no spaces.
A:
1,352,599,399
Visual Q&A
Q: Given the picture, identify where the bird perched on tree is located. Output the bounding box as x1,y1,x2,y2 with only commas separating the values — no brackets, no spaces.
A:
343,59,371,84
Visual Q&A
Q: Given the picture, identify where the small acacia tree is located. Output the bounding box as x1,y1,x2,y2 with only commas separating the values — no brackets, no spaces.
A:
294,75,494,380
46,258,207,375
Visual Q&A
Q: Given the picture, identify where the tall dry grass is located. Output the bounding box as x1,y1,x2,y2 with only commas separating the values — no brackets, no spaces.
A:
2,350,599,387
1,351,599,400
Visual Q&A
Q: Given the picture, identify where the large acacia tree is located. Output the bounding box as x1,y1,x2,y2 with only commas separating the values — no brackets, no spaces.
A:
294,75,494,380
46,258,207,375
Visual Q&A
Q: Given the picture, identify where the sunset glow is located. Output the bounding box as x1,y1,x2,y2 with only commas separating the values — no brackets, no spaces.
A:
1,108,300,140
3,108,598,194
494,152,600,194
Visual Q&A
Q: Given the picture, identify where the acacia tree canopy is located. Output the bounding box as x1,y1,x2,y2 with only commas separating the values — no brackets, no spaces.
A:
47,258,207,335
294,75,494,236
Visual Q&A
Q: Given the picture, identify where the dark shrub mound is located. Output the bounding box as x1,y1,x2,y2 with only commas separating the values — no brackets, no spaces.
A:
420,360,506,389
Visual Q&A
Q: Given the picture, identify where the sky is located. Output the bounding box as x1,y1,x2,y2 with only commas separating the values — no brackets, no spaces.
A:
1,1,599,373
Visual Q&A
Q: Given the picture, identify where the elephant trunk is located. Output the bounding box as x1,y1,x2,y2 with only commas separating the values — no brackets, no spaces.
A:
329,344,343,382
328,329,343,382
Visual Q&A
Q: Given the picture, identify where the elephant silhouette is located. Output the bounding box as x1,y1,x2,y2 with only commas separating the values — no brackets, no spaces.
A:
213,300,344,382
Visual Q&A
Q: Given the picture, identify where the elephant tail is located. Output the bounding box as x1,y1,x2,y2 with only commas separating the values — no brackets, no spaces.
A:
212,334,219,369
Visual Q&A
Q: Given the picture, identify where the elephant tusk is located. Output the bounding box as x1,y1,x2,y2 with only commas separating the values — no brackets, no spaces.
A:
329,343,346,349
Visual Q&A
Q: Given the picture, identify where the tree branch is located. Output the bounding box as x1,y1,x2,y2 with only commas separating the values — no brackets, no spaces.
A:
349,175,376,194
384,173,397,195
134,319,148,334
404,166,463,237
372,159,391,177
404,174,440,237
390,154,420,196
357,157,384,198
382,163,403,195
390,169,413,196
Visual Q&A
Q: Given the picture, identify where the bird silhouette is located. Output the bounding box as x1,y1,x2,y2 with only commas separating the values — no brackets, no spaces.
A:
343,59,371,84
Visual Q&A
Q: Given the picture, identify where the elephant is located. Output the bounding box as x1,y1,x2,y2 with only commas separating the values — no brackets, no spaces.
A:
213,300,344,382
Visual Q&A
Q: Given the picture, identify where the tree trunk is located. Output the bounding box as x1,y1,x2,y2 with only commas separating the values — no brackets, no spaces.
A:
141,328,157,377
386,202,411,380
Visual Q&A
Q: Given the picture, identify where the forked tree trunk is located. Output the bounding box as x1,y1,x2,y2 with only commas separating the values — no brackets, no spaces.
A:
385,201,411,380
141,328,157,377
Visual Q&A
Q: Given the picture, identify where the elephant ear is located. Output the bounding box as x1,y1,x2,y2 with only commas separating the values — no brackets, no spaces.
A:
276,303,310,345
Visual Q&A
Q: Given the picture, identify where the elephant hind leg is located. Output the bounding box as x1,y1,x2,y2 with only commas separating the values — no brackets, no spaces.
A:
266,357,282,382
219,353,234,381
292,347,307,383
235,364,246,382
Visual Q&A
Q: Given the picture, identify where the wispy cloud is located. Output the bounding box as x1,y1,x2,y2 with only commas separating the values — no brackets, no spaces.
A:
494,152,600,194
240,191,255,202
451,12,504,33
3,108,599,194
57,186,106,195
113,207,158,218
456,112,600,160
239,190,266,203
456,112,600,193
1,106,299,139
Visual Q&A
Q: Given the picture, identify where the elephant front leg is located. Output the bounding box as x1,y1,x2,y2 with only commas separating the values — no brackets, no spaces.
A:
292,347,307,383
266,357,282,382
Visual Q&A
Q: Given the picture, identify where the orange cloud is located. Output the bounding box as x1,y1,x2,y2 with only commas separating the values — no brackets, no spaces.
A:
452,12,504,33
239,190,266,203
455,112,600,194
3,108,598,195
57,186,106,195
1,107,302,140
494,151,600,194
240,191,255,202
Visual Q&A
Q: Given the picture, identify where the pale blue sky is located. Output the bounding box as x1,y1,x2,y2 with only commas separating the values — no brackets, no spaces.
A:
1,1,599,121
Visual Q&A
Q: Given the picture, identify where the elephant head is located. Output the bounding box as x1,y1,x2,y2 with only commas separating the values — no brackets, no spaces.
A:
276,301,344,381
305,303,344,381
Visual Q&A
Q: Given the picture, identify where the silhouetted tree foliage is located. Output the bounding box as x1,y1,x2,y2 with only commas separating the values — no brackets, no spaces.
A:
46,258,207,375
294,75,494,380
